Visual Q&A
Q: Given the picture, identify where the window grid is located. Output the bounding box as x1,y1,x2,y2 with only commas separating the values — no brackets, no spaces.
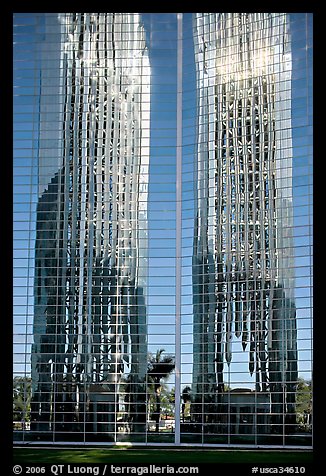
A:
13,12,312,447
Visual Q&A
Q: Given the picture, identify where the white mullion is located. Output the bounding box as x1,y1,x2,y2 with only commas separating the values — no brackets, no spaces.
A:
174,12,183,446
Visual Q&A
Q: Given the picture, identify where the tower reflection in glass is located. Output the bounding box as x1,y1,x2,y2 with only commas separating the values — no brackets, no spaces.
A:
192,13,298,436
31,13,150,437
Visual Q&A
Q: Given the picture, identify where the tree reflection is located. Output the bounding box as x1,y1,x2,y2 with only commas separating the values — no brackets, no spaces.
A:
124,349,175,433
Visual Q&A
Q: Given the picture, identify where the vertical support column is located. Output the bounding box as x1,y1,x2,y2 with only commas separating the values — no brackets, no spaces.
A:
175,12,183,445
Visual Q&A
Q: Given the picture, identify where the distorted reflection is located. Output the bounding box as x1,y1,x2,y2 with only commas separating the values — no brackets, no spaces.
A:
12,12,312,446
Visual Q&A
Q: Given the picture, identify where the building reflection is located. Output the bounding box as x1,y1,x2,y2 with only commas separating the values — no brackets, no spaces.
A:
192,13,298,435
31,13,150,437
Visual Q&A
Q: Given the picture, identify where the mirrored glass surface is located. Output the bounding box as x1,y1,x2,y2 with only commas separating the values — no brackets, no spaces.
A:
13,12,312,447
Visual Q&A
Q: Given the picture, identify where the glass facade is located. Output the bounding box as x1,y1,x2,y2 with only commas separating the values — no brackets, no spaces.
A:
13,12,313,447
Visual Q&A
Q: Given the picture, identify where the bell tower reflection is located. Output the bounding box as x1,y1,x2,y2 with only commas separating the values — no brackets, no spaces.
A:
192,13,298,434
